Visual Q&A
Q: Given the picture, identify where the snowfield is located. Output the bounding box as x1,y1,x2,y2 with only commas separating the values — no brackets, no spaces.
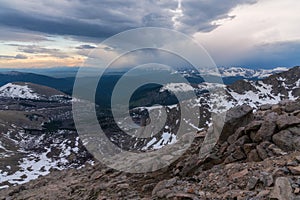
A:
0,83,39,99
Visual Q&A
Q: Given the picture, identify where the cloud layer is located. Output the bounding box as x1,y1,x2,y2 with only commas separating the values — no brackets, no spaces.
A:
0,0,299,68
0,0,256,39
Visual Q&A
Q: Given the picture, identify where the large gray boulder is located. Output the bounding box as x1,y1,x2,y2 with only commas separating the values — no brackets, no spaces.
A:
218,105,253,143
272,127,300,151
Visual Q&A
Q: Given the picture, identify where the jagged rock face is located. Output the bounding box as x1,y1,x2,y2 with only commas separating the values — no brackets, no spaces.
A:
263,66,300,94
1,100,300,199
227,66,300,107
227,80,258,94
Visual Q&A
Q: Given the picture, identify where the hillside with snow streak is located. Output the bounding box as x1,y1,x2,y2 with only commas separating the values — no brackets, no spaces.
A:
0,82,69,101
0,83,39,99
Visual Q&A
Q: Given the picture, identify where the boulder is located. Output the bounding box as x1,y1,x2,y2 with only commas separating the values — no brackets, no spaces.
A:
260,104,272,111
260,172,274,187
276,114,300,130
230,169,248,180
285,101,300,113
247,149,261,162
273,129,300,151
268,144,287,156
244,121,262,133
257,190,270,198
218,105,253,143
243,143,256,155
270,177,294,200
264,112,279,122
271,105,282,114
200,105,252,160
152,178,177,197
288,166,300,175
247,176,259,190
227,127,245,144
256,142,270,160
252,121,276,142
232,146,246,160
235,135,251,147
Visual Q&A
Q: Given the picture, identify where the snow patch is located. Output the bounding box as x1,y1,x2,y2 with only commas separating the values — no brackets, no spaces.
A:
160,83,194,93
142,132,177,150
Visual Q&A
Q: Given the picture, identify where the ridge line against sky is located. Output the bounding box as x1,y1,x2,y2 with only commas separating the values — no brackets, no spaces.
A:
0,0,299,69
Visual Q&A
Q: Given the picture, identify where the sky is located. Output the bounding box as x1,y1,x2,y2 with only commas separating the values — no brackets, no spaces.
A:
0,0,299,69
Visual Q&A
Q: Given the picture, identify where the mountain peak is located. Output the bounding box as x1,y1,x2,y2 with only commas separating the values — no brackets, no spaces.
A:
0,82,67,100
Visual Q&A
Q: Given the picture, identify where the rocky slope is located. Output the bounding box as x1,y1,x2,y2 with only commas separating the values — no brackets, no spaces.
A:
227,66,300,107
0,99,299,199
0,83,93,189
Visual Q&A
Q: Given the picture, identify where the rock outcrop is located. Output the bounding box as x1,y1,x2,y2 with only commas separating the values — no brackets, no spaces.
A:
197,99,300,171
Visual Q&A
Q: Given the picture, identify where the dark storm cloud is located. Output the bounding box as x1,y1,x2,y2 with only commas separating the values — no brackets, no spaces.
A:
0,8,126,39
0,1,178,39
180,0,257,32
0,0,257,40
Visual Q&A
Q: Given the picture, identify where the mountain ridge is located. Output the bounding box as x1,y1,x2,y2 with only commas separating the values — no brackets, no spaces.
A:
0,71,74,95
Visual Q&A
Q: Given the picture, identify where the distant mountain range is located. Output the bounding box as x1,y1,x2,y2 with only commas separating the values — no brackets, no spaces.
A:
0,65,290,79
219,66,289,78
0,66,293,108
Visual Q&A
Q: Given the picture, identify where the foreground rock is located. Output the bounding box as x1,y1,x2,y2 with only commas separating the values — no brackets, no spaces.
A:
1,99,300,199
198,99,300,170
